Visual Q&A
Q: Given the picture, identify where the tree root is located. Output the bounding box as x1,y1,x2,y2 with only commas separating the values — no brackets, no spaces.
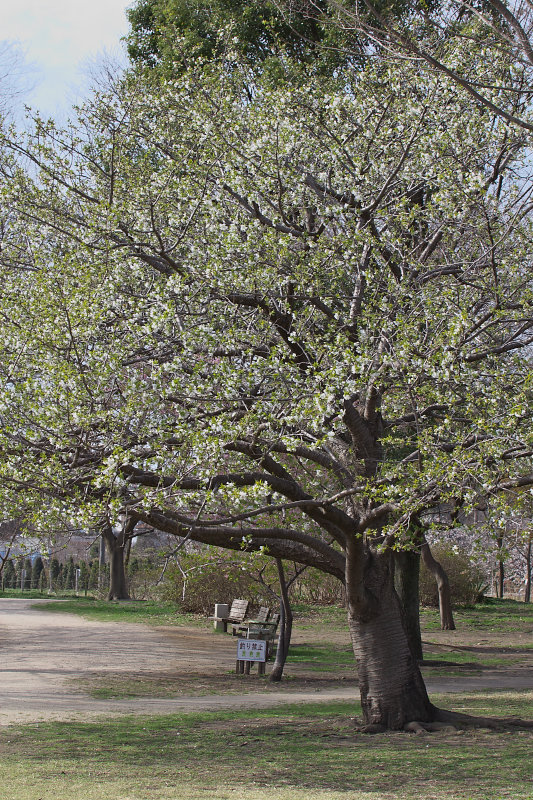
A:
404,720,457,734
403,706,533,733
433,706,533,730
355,706,533,734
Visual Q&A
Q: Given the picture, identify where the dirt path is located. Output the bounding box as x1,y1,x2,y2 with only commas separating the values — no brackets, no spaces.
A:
1,599,532,726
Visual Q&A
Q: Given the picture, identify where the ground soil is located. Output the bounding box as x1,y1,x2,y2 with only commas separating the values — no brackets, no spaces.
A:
1,598,532,726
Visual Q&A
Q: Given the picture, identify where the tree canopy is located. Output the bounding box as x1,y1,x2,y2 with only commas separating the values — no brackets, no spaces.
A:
125,0,418,74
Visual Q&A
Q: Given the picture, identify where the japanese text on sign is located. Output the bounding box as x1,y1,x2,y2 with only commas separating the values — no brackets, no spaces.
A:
237,639,267,662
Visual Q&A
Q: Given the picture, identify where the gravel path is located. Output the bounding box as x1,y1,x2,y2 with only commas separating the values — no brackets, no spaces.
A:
1,598,531,726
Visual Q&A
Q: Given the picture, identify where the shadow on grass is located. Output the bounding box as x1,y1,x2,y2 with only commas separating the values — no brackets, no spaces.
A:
1,695,532,799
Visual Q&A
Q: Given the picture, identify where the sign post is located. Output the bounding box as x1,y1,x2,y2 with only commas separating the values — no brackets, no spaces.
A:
236,638,267,675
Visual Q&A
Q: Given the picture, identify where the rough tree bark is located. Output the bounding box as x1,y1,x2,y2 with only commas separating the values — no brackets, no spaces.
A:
346,537,434,730
101,518,135,601
393,549,423,662
420,539,456,630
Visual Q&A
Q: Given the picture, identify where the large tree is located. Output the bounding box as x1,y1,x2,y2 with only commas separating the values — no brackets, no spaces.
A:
0,52,532,729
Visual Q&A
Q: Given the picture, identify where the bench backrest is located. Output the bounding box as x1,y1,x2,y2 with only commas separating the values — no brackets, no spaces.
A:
228,598,249,622
269,613,280,631
255,606,271,622
247,613,280,640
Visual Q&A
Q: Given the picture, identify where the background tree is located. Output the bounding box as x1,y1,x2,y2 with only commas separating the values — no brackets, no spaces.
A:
79,560,90,594
89,560,100,591
0,520,18,583
23,557,32,590
64,557,75,591
49,558,61,591
2,558,16,588
30,555,44,590
125,0,417,74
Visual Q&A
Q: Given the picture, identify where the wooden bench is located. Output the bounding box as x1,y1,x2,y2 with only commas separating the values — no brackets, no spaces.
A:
210,599,249,633
231,606,271,636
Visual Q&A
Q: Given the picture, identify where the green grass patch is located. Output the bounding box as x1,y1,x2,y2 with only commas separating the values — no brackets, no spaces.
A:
0,589,82,599
421,650,509,670
0,694,532,799
33,598,203,627
78,672,266,700
287,643,354,671
420,599,533,633
292,603,347,631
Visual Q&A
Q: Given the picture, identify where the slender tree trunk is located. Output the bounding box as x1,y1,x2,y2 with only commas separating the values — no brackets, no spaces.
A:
124,536,133,572
525,539,531,603
393,550,423,662
346,538,434,730
497,534,505,599
269,558,293,683
421,540,456,630
98,533,106,591
0,533,16,582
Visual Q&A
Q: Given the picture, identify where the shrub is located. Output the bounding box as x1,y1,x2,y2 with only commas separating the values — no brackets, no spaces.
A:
419,545,488,608
159,552,270,614
290,568,345,606
158,550,347,613
127,557,161,600
78,561,90,593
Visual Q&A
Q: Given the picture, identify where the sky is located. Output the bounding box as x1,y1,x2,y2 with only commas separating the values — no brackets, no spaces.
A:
2,0,131,118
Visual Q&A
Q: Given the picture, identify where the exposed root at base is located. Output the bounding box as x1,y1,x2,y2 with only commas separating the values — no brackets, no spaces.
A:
433,706,533,730
403,706,533,733
404,720,457,733
354,707,533,734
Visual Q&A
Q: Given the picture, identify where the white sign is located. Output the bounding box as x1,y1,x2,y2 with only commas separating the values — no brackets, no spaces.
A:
237,639,267,662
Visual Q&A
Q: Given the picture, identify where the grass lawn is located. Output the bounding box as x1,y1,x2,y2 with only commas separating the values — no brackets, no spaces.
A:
420,599,533,633
29,595,533,638
32,597,204,627
0,695,532,800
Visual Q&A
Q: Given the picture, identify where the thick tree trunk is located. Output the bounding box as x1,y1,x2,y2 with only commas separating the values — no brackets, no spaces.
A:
101,522,131,601
269,558,293,683
108,545,130,600
346,539,434,730
393,550,423,662
421,540,455,630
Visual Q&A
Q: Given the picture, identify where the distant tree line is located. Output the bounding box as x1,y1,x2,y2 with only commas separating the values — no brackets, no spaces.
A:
1,554,151,595
2,556,100,593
